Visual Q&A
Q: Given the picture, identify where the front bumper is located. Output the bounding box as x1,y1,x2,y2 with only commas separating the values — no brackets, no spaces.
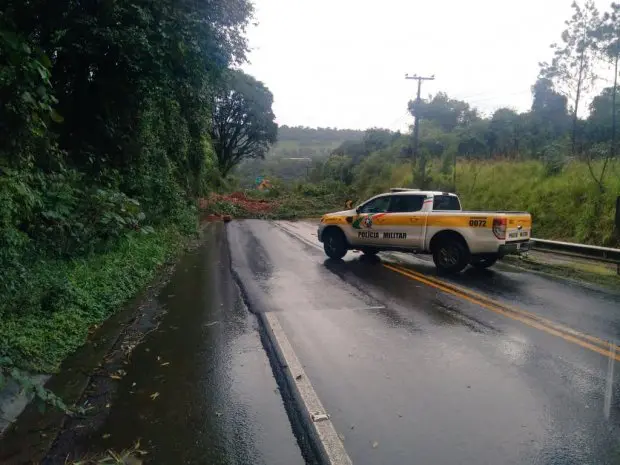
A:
499,240,530,257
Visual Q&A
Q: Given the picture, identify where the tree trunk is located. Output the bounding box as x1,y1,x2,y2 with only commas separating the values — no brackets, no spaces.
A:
571,48,586,155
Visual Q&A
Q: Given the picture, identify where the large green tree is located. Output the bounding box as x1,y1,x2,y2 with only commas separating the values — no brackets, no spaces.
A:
210,70,278,178
409,92,480,132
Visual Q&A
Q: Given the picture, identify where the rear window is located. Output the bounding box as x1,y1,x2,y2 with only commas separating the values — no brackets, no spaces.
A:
433,195,461,211
388,195,425,213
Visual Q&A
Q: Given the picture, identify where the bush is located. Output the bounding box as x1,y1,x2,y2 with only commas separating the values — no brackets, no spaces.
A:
0,224,189,373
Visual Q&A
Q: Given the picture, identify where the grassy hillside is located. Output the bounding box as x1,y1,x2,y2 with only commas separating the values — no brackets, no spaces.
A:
350,157,620,246
234,126,364,185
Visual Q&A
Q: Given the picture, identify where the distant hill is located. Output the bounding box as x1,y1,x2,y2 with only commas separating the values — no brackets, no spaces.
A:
235,125,364,184
269,125,364,159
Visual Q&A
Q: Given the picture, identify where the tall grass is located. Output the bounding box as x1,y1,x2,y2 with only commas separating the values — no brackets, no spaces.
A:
354,158,619,246
455,160,620,246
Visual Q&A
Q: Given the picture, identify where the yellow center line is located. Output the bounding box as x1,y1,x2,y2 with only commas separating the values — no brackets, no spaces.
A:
386,262,616,352
383,263,620,362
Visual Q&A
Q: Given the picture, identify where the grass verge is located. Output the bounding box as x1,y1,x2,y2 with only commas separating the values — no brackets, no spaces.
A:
504,253,620,291
0,225,192,374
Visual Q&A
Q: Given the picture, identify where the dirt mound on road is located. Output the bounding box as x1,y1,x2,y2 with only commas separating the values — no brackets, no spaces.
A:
199,192,276,219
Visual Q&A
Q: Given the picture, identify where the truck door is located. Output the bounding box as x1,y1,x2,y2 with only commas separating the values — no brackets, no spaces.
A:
349,195,392,246
372,194,426,249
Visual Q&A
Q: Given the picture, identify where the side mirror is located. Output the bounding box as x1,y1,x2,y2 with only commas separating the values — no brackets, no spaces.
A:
355,207,361,214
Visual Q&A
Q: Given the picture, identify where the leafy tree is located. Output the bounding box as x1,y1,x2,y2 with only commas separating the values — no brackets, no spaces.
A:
409,92,480,132
486,108,522,157
363,128,399,153
530,78,571,136
210,70,278,177
525,78,571,155
587,87,619,142
456,121,489,157
540,0,601,154
0,0,255,408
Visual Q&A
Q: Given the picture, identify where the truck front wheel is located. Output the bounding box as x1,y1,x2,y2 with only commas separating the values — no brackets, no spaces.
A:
323,229,348,260
432,238,470,274
470,254,498,269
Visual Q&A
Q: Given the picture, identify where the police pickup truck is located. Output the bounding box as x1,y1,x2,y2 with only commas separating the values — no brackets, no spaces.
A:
317,188,532,273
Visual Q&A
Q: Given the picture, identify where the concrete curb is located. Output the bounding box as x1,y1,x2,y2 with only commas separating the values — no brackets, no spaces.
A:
258,311,353,465
226,222,351,465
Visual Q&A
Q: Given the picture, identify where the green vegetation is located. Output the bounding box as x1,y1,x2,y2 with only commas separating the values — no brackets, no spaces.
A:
234,126,364,184
341,156,620,246
0,225,188,373
505,254,620,290
211,70,278,177
0,0,278,413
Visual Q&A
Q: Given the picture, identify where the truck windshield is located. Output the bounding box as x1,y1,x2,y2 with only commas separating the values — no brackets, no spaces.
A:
433,195,461,211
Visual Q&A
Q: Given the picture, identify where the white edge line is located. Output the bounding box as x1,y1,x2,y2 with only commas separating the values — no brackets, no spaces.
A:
262,312,353,465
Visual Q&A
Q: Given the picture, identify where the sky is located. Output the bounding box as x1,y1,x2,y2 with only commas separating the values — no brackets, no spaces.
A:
242,0,612,131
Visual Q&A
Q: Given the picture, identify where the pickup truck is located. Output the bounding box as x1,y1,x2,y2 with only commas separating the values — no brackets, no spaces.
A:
317,188,532,273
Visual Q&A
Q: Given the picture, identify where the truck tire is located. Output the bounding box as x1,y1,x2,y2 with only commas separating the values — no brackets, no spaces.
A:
470,254,498,269
323,229,347,260
432,238,470,274
361,247,379,256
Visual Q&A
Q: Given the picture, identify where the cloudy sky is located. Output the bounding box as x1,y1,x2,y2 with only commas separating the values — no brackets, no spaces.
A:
243,0,612,131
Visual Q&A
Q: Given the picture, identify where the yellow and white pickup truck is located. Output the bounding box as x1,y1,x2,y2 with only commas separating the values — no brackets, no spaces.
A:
317,188,532,273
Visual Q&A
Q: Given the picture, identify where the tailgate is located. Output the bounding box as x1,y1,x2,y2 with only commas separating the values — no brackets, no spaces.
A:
505,214,532,242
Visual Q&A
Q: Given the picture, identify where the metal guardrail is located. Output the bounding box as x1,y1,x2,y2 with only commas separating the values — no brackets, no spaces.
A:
530,238,620,274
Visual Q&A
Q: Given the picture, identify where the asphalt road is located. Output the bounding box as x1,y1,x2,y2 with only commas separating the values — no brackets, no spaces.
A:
229,219,620,465
44,223,308,465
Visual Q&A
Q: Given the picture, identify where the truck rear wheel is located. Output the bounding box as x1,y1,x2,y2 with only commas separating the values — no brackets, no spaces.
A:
432,238,470,274
470,254,498,269
323,229,347,260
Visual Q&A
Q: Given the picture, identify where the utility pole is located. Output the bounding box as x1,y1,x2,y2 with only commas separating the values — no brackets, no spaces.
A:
611,40,619,161
405,73,435,187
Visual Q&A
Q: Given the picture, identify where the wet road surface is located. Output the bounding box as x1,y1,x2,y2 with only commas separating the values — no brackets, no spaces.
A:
48,223,306,465
229,220,620,465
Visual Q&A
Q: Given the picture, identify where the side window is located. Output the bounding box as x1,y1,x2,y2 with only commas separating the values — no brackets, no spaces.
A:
433,195,461,211
388,195,425,213
359,196,391,214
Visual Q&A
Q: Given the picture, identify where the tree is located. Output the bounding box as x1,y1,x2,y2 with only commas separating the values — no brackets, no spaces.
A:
587,87,619,142
210,70,278,177
486,108,522,157
585,2,620,189
527,78,571,154
456,121,489,158
540,0,601,154
409,92,480,132
362,128,398,153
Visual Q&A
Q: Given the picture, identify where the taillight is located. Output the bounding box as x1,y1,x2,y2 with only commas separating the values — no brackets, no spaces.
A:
492,217,507,239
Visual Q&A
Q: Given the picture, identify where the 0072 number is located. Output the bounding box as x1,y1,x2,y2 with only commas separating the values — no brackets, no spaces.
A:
469,219,487,227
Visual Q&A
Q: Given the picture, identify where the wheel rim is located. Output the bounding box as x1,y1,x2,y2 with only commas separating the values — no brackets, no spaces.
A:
438,245,459,267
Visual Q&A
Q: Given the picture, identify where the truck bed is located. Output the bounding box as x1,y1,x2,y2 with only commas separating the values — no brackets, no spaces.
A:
451,210,529,214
